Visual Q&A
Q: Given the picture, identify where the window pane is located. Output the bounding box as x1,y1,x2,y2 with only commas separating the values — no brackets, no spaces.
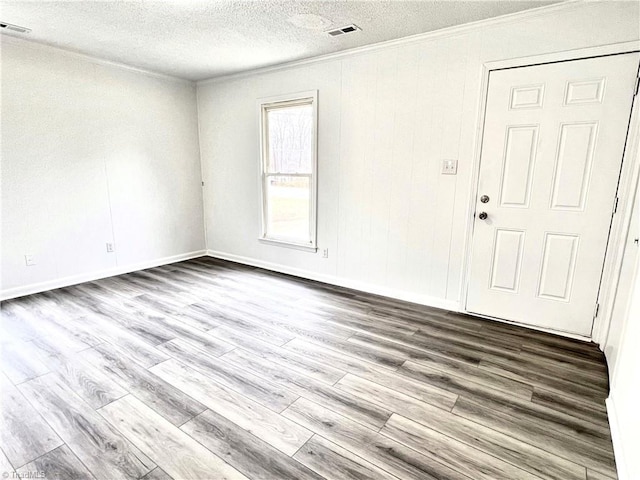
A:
267,103,313,174
266,175,310,242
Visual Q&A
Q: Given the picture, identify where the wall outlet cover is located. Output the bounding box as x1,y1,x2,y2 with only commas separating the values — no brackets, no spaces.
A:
442,159,458,175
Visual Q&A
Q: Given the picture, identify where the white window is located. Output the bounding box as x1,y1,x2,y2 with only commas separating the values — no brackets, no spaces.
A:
259,91,318,250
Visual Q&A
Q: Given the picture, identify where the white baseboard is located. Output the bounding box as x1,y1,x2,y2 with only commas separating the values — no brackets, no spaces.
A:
206,249,460,313
0,250,207,301
606,396,627,480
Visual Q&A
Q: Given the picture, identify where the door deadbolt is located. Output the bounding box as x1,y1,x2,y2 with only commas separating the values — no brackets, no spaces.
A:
480,195,490,203
478,212,488,220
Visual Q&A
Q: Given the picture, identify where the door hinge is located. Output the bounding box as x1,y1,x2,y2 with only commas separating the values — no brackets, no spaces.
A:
201,181,205,187
635,76,640,98
613,196,619,214
594,302,600,318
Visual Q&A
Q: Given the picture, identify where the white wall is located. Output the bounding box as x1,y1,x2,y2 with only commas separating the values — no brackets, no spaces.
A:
197,1,640,311
607,238,640,480
1,38,205,298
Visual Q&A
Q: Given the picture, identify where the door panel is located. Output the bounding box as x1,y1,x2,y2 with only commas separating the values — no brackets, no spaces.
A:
537,233,579,301
499,126,538,207
550,122,597,210
490,229,526,292
467,53,639,336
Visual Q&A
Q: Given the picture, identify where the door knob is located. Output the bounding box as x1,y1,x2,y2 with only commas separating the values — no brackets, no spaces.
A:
480,195,490,203
478,212,488,220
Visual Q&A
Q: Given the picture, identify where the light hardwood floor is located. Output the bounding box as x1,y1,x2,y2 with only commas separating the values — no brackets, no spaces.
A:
0,257,616,480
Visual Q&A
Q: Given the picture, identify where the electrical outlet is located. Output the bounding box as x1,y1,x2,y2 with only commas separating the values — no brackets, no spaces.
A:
322,248,329,258
24,254,35,266
442,159,458,175
106,242,115,253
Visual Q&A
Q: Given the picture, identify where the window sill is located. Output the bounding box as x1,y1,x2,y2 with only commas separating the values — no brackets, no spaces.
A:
259,237,317,253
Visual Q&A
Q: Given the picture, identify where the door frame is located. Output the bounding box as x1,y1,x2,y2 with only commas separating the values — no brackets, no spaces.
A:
460,40,640,344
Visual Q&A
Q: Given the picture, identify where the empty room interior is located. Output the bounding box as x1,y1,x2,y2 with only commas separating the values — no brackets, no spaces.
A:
2,1,640,479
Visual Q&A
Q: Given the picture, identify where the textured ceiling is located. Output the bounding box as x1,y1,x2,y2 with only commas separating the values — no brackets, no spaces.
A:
0,1,560,81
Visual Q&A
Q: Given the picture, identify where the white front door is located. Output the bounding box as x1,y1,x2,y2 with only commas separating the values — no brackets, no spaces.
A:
467,53,640,336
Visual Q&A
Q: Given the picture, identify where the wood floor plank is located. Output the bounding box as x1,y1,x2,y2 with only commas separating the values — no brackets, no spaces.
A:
156,338,298,412
520,342,606,371
151,315,235,357
398,359,531,403
3,300,94,355
134,271,204,302
0,373,63,469
90,293,233,355
189,302,296,346
0,448,16,477
532,388,608,427
284,337,393,376
133,293,193,317
80,344,207,426
214,294,357,341
512,330,606,361
411,328,522,360
211,326,347,384
414,321,521,353
298,334,406,370
168,306,226,332
336,373,455,420
0,302,41,342
149,359,313,456
38,289,93,318
66,287,178,346
71,312,169,368
54,356,128,409
0,341,53,384
20,295,105,349
285,338,458,409
483,338,609,386
98,395,248,480
93,276,142,298
181,409,323,480
294,435,399,480
18,373,155,480
380,414,541,480
519,349,608,381
354,336,534,400
222,346,391,430
141,467,174,480
282,397,472,480
586,468,616,480
453,397,617,478
324,309,419,337
349,332,483,366
479,358,608,405
17,444,96,480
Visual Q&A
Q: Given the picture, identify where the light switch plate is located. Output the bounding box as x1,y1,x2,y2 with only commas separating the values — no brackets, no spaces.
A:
24,254,35,266
442,159,458,175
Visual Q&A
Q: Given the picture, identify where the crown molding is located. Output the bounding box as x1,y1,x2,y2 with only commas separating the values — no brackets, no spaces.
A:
0,34,194,85
197,0,583,86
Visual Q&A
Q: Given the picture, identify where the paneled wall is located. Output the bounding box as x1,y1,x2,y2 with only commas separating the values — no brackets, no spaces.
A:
198,1,640,310
1,38,205,298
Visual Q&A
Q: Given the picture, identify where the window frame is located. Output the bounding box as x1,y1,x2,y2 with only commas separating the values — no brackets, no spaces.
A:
258,90,318,251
